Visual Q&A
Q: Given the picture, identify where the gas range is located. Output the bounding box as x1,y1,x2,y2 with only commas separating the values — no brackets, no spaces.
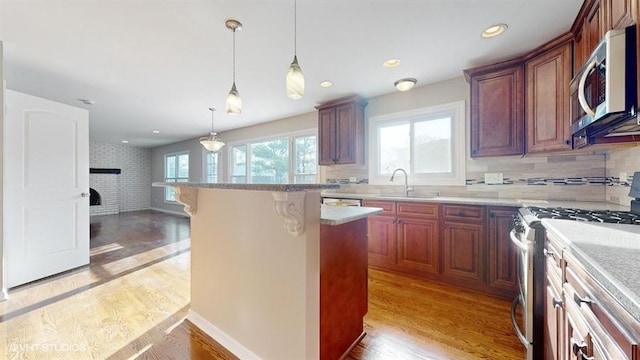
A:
526,206,640,225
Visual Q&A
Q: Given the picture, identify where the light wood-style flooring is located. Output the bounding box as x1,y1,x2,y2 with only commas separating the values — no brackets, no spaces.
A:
0,210,524,359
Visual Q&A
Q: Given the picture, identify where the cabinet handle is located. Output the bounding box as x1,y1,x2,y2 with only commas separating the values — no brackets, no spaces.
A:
565,139,571,145
552,297,563,308
573,292,592,307
543,248,553,257
457,211,465,216
571,339,587,356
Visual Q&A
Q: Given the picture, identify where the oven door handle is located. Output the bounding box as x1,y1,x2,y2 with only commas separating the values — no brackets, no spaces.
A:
577,58,598,118
511,296,530,346
509,229,529,251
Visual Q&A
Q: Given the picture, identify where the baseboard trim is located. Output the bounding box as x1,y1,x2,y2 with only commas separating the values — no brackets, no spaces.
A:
187,309,262,360
149,207,189,217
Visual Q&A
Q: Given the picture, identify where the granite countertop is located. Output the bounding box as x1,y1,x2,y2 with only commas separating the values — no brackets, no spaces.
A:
320,205,383,226
542,219,640,323
321,191,630,211
153,182,339,192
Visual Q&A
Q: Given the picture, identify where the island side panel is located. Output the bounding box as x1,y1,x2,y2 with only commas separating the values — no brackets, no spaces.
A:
320,217,368,360
189,188,321,360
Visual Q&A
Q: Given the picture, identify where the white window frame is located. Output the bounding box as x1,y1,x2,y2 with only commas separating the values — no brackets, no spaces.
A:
164,151,189,203
203,150,219,183
226,129,318,184
368,100,466,186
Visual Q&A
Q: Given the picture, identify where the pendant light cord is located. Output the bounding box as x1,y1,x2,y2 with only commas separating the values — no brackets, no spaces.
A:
232,29,236,83
294,0,297,56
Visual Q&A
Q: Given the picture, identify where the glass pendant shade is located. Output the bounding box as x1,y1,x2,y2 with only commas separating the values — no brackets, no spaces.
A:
226,82,242,115
286,55,304,100
200,134,225,152
200,107,225,152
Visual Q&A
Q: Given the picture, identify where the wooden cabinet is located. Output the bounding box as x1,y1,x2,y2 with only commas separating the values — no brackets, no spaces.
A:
544,229,640,360
486,207,519,298
465,62,525,157
603,0,634,29
316,96,367,165
441,204,486,285
525,39,573,153
364,200,439,277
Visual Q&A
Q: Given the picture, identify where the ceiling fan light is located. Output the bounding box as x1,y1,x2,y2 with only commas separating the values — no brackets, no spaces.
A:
394,78,417,91
286,55,305,100
226,83,242,115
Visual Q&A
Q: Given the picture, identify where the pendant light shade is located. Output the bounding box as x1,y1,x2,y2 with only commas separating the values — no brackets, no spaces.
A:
286,0,304,100
200,108,225,153
225,19,242,115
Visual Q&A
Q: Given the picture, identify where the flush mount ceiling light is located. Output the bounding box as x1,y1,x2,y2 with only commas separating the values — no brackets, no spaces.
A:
394,78,417,91
121,140,129,144
286,0,304,100
200,108,225,153
482,23,508,38
320,81,333,88
383,58,401,68
225,19,242,115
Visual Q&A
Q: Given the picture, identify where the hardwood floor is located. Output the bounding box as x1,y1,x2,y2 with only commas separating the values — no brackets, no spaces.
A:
0,210,524,359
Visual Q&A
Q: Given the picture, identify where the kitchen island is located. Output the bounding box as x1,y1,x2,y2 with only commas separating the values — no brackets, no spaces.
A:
153,183,382,360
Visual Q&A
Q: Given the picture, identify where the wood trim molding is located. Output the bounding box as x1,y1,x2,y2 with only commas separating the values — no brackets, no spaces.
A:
174,187,198,216
271,191,306,236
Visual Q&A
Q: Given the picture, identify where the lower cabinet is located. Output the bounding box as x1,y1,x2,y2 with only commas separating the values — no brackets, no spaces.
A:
364,200,518,298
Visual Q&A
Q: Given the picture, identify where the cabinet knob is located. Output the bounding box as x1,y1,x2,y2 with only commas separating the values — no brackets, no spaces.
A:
543,248,554,257
565,139,571,145
552,297,563,308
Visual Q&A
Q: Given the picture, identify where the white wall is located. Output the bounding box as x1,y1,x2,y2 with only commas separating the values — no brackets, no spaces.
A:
0,41,5,300
90,142,151,213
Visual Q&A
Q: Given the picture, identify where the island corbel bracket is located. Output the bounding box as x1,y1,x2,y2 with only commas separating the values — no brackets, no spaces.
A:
271,191,306,236
174,187,198,215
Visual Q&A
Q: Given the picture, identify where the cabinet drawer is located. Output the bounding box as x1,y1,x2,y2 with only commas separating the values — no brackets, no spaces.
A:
544,239,563,271
363,200,396,216
397,202,438,219
442,204,485,222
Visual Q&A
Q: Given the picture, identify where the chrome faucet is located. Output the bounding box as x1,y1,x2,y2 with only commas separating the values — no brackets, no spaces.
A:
389,168,412,197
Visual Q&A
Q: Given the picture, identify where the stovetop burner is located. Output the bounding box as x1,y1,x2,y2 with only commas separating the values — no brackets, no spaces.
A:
527,206,640,225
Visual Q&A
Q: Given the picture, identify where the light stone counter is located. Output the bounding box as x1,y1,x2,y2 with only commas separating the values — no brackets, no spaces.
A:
320,205,382,226
321,191,630,211
542,219,640,323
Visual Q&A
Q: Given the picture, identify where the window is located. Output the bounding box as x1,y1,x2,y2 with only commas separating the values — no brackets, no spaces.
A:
228,132,317,184
369,101,465,186
165,152,189,201
205,152,219,183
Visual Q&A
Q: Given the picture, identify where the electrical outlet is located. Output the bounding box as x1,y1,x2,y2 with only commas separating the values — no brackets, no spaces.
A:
484,172,504,185
620,172,628,183
349,177,358,183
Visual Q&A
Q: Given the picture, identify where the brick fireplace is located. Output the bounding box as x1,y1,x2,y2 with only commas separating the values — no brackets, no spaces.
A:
89,168,121,216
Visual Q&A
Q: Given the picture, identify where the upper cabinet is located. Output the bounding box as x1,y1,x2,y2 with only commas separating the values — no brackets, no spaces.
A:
465,61,524,157
316,96,367,165
525,38,573,153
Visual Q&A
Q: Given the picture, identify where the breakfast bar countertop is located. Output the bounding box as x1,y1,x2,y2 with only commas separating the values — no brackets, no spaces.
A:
320,204,383,226
541,219,640,324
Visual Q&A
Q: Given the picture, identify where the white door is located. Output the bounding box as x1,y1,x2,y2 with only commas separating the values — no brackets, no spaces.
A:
4,90,89,288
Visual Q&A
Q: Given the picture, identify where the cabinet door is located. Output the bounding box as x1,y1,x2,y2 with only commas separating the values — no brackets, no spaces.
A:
586,1,604,54
318,107,337,165
603,0,634,29
334,102,358,164
487,207,519,297
396,217,439,275
367,215,397,269
442,221,485,282
545,266,564,360
469,65,524,157
526,41,572,153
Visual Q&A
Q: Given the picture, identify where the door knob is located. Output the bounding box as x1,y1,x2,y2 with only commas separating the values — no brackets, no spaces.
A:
81,192,90,198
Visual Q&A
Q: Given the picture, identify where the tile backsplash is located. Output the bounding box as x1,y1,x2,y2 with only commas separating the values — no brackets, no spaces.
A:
323,151,640,203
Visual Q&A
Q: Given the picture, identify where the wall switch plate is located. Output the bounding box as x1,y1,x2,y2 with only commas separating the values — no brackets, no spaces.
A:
620,172,628,183
484,172,504,185
349,177,358,183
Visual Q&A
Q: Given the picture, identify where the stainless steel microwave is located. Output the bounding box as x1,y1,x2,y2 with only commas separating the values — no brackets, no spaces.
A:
570,25,637,146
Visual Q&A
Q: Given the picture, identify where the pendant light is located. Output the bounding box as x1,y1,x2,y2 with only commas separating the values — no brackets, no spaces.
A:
200,108,225,152
225,19,242,115
286,0,304,100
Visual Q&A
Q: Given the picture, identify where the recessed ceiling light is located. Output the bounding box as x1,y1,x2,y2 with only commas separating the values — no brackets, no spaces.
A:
77,98,95,105
320,81,333,88
482,24,508,38
383,59,401,68
394,78,417,92
122,140,129,144
152,130,160,134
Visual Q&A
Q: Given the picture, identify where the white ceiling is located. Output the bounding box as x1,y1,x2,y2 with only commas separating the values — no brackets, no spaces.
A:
0,0,583,147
